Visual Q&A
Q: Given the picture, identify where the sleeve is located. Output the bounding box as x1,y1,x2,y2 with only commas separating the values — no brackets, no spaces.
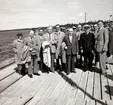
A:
76,38,79,53
79,34,83,50
92,33,95,50
52,34,58,44
103,28,109,50
12,40,17,54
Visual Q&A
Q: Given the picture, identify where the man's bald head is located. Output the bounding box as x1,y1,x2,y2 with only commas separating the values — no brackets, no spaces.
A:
29,30,34,38
68,28,73,35
47,26,53,34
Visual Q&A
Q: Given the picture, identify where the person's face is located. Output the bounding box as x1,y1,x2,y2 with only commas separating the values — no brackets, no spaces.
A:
35,30,39,35
39,30,43,35
48,28,52,34
69,29,73,35
78,26,82,31
94,26,98,30
29,31,34,38
98,22,103,28
84,28,90,33
73,28,76,32
18,35,23,40
57,27,60,31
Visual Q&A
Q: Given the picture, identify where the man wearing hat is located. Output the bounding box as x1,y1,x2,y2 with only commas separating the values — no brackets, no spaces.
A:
24,30,40,78
13,33,24,74
80,24,95,71
76,24,84,67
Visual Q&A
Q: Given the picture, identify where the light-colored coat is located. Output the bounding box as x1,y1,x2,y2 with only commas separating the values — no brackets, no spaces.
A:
12,39,24,64
56,31,65,58
43,32,58,53
24,36,41,56
96,27,109,52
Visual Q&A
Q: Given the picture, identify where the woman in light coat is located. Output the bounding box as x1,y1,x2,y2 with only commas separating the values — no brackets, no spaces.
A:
12,33,24,74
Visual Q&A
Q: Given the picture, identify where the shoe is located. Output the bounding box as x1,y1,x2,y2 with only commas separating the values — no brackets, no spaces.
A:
89,68,93,72
34,73,40,76
50,68,55,73
84,67,87,72
71,70,76,73
28,74,33,78
66,72,70,75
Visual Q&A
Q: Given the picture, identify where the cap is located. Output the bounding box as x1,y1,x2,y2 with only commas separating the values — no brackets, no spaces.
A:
17,32,23,36
83,24,90,29
78,24,82,28
47,26,53,30
72,26,76,29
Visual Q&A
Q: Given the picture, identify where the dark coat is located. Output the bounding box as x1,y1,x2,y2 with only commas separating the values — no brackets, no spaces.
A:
63,34,79,55
109,29,113,55
80,32,95,52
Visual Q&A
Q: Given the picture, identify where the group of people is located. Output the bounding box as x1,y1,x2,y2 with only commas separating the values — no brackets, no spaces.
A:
13,20,113,78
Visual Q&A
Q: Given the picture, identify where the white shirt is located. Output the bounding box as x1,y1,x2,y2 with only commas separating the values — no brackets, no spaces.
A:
69,35,72,43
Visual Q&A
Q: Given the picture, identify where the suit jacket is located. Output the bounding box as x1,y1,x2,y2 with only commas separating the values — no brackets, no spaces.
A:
23,36,40,56
96,27,109,52
80,32,95,52
43,32,57,53
56,31,65,58
63,33,79,55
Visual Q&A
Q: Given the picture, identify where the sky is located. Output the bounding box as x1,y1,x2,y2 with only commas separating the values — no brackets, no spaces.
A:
0,0,113,30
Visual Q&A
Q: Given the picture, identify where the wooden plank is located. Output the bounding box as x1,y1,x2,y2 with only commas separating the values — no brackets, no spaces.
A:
55,74,73,105
106,64,113,100
44,72,69,105
65,98,78,105
0,58,15,70
1,75,37,105
1,75,29,96
94,72,101,100
35,73,61,105
75,99,86,105
75,71,89,103
95,100,106,105
65,69,83,105
0,64,16,81
11,93,33,105
68,69,83,98
27,73,61,105
106,100,113,105
0,73,22,93
86,100,95,105
85,71,94,102
101,74,110,100
0,76,29,104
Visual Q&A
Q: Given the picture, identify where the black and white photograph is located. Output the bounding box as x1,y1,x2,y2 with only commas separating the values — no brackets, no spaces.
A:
0,0,113,105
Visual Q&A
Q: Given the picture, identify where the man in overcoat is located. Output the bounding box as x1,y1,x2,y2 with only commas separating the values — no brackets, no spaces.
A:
63,28,79,75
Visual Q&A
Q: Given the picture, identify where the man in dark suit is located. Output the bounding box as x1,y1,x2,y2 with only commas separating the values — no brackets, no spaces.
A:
80,25,95,71
63,28,79,75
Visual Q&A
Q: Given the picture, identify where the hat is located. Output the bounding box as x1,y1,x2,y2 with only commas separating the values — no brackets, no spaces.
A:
72,26,76,29
47,26,53,30
56,24,60,28
78,25,82,28
83,24,90,29
94,24,98,27
17,33,23,36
